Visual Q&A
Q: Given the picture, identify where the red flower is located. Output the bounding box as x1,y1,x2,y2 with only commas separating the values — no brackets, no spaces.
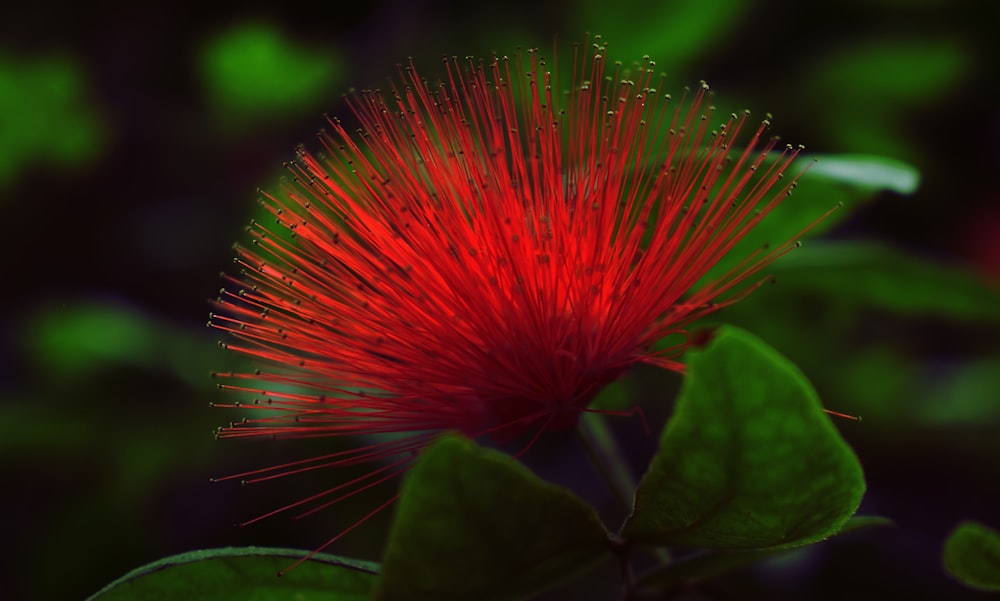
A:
210,39,809,545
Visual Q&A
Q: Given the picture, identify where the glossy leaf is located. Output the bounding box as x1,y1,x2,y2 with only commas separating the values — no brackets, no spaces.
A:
87,547,378,601
799,154,919,195
943,521,1000,592
770,153,917,237
375,435,611,601
623,326,865,549
771,241,1000,322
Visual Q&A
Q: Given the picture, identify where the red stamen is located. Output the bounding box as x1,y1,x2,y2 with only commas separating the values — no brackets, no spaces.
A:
824,409,863,422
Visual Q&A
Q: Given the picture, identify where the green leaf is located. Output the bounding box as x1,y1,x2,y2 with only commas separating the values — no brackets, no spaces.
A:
201,21,341,120
943,521,1000,592
803,38,969,161
622,326,865,549
704,154,919,282
25,303,158,375
798,154,920,195
636,516,892,591
375,434,612,601
574,0,750,76
836,515,895,533
22,301,224,387
589,378,632,412
0,55,106,187
812,38,968,105
87,547,379,601
771,241,1000,322
771,153,918,237
914,357,1000,425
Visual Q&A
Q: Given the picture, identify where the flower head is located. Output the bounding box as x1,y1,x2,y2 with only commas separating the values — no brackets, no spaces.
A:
210,38,809,538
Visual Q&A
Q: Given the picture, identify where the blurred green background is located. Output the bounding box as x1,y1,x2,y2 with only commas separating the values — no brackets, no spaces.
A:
2,1,999,599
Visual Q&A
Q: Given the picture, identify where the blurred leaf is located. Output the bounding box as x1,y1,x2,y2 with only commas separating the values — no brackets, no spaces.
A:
0,403,93,453
943,521,1000,592
26,303,158,375
636,516,892,590
814,39,968,103
376,435,611,601
771,242,1000,321
840,515,895,532
202,21,342,119
22,301,222,386
822,346,915,423
800,154,920,195
707,293,918,426
623,326,865,549
805,38,969,159
704,154,918,281
915,357,1000,425
0,55,105,186
574,0,750,75
87,547,378,600
589,377,632,412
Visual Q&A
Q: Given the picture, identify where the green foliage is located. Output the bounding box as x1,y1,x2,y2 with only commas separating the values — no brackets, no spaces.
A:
770,241,1000,321
943,521,1000,592
0,55,104,187
803,37,969,160
27,303,158,375
588,377,632,412
22,301,218,386
636,516,892,591
376,435,612,601
573,0,750,77
708,225,1000,429
86,547,377,601
801,154,920,195
774,153,917,240
812,38,967,105
201,22,342,120
704,154,919,282
914,357,1000,425
622,326,865,548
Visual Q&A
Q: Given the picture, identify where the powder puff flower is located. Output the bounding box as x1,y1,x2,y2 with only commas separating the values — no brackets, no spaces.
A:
209,38,811,544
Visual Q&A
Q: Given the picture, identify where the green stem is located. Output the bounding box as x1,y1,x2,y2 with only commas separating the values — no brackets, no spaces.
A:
577,412,673,568
577,412,637,514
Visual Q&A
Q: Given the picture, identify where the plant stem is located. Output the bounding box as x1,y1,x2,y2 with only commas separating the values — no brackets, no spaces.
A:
577,412,672,567
577,412,637,516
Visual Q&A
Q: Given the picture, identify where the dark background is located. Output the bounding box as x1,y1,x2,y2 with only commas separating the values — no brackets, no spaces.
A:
2,1,999,599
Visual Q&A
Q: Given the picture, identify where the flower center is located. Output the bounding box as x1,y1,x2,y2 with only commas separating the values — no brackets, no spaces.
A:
473,348,628,442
